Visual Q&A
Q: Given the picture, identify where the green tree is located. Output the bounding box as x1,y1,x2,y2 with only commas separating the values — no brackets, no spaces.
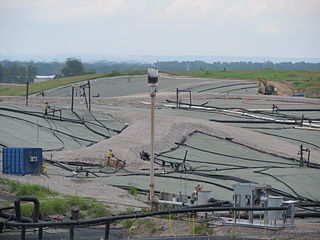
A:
61,58,84,77
27,65,37,83
0,64,3,82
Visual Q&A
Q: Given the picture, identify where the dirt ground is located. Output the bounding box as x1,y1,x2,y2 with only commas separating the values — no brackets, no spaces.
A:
115,216,320,240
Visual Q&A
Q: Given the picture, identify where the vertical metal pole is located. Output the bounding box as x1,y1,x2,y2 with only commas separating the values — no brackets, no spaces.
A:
37,120,39,144
71,87,74,112
176,88,179,108
38,227,43,240
300,144,304,167
21,226,26,240
88,81,91,111
104,221,110,240
83,87,88,109
69,226,74,240
26,82,29,106
149,91,156,208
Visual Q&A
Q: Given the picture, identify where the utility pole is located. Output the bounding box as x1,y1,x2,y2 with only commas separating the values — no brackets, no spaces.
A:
150,90,156,208
71,86,74,112
88,80,91,111
147,68,159,209
26,82,29,106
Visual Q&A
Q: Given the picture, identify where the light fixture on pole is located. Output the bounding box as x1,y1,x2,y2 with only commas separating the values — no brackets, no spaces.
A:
147,67,159,208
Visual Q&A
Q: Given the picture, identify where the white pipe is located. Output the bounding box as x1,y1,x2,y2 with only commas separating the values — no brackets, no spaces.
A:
157,200,189,206
163,104,320,128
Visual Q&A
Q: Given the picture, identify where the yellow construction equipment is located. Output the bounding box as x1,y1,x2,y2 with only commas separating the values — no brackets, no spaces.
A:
258,78,278,95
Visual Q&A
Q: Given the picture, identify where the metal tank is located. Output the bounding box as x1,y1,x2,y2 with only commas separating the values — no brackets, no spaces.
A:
197,191,213,205
267,195,283,221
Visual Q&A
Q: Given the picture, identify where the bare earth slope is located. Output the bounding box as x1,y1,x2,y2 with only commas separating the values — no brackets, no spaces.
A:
45,109,320,168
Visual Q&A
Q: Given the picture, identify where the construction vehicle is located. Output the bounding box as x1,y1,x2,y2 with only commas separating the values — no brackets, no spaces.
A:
258,78,278,95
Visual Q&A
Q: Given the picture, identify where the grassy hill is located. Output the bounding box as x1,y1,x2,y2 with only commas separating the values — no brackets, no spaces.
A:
174,69,320,97
0,69,146,96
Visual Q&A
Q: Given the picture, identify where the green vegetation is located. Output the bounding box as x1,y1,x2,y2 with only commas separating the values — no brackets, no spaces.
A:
122,219,135,228
176,68,318,82
136,218,159,233
128,185,138,196
124,207,135,215
122,218,161,235
0,178,57,198
61,58,86,77
20,196,111,218
0,69,146,96
0,64,36,84
0,178,111,219
176,69,320,96
194,224,214,235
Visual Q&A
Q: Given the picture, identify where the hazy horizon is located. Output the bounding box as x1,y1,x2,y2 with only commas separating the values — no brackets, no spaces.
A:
1,53,320,64
1,0,319,61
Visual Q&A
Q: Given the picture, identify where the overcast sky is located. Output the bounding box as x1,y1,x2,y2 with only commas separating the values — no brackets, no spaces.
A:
0,0,319,61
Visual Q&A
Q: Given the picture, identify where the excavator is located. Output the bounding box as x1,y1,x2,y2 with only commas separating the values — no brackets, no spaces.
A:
258,77,278,95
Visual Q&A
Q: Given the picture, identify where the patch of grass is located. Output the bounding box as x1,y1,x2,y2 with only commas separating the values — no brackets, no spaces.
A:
20,197,110,218
66,196,91,210
21,203,34,217
124,207,135,215
0,178,58,198
0,69,147,96
41,199,68,215
86,201,111,218
135,218,159,233
194,224,214,235
0,178,110,218
128,185,138,196
176,69,317,82
293,81,312,88
122,219,135,228
21,198,68,217
176,69,320,96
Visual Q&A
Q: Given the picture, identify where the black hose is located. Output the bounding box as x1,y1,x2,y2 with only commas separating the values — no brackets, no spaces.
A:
198,82,256,93
255,130,320,149
178,142,297,166
72,110,110,138
209,119,297,124
89,111,121,134
221,85,257,93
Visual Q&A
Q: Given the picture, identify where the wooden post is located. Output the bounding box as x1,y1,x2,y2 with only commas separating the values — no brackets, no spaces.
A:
88,81,91,111
71,87,74,112
26,82,29,106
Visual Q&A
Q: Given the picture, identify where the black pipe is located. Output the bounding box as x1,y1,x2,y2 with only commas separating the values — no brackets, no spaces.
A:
14,196,40,223
198,82,255,93
0,209,34,222
221,85,257,93
209,119,297,124
295,212,320,218
5,206,288,228
0,206,14,211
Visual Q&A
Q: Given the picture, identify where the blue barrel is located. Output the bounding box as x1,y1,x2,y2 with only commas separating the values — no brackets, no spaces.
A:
2,148,43,175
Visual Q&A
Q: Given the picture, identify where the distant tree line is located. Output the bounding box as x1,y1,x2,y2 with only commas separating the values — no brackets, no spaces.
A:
57,58,95,77
1,59,319,83
0,64,37,83
154,61,320,71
